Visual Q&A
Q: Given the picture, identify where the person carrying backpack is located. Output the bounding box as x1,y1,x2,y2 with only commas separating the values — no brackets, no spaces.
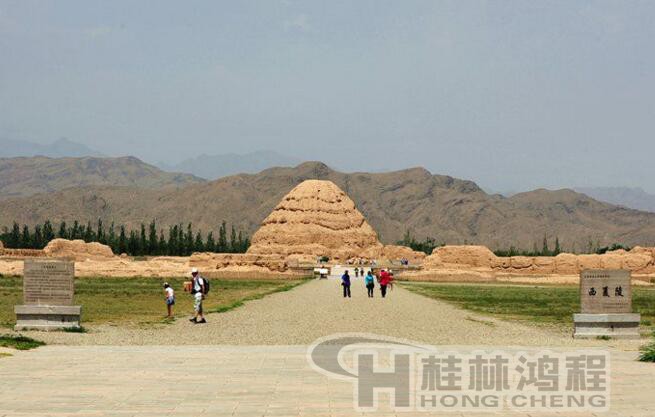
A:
189,267,208,324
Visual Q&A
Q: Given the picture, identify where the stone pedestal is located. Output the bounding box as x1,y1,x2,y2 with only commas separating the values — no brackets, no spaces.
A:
14,305,81,331
15,260,81,331
573,313,641,339
574,270,640,339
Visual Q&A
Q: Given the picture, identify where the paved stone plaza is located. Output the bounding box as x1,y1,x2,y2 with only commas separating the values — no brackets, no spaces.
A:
0,345,653,416
1,280,654,416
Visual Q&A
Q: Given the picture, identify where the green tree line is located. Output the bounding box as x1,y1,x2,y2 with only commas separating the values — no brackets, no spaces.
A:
494,235,630,257
397,231,443,255
0,219,250,256
399,231,631,257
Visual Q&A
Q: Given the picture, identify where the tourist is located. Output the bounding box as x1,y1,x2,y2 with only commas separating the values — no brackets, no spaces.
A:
163,282,175,318
365,270,375,297
354,267,359,277
379,269,392,298
341,270,351,298
190,267,207,324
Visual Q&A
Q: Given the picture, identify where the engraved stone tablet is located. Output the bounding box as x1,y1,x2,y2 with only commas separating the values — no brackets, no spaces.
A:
23,260,75,306
574,269,639,339
579,269,631,314
16,260,80,331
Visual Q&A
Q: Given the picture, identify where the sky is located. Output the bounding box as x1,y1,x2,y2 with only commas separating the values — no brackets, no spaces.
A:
1,0,654,193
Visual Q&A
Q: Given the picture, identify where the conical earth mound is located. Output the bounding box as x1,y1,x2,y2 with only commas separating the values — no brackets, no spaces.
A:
247,180,382,260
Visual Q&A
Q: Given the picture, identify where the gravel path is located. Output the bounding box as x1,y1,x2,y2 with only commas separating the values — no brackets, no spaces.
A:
16,279,642,348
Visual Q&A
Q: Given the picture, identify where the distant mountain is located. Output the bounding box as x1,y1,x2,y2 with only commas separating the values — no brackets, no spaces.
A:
161,150,301,179
0,138,103,158
575,187,655,213
1,161,655,250
0,156,205,200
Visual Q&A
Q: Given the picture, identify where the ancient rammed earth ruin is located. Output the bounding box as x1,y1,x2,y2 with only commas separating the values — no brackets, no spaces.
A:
1,179,654,283
247,180,382,260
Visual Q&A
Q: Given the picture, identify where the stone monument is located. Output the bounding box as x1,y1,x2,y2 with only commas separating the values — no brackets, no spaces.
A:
573,269,640,339
14,260,81,331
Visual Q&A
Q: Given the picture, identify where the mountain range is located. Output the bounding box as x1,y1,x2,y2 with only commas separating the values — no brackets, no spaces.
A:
5,139,655,215
158,150,301,180
574,187,655,214
0,138,103,159
0,158,654,250
0,156,203,200
1,139,303,181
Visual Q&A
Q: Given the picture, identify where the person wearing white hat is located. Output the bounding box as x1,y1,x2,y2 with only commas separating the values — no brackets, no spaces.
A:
189,267,207,324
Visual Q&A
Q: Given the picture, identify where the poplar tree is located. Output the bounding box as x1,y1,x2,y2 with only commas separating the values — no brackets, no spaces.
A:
21,225,31,249
194,231,204,253
205,231,215,253
43,220,55,243
108,223,117,252
33,225,44,249
139,224,147,256
184,224,193,256
8,222,20,248
542,234,550,256
96,219,105,244
158,230,167,256
218,221,227,252
118,226,127,254
58,221,68,239
229,225,237,253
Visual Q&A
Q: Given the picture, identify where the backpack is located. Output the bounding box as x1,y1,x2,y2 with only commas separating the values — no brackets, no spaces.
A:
192,277,210,295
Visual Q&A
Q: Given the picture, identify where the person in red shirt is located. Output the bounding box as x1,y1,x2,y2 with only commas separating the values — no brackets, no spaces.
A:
379,269,393,298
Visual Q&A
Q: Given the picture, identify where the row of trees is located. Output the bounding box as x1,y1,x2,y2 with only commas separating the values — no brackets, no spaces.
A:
0,220,250,256
494,235,631,257
397,231,442,255
399,231,630,257
494,235,564,257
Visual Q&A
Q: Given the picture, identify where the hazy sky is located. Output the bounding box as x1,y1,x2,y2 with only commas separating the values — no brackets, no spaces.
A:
1,1,654,192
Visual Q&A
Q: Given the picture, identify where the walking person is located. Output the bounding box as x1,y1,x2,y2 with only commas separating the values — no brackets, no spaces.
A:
364,270,375,298
379,269,392,298
341,270,351,298
163,282,175,318
354,267,359,278
189,268,207,324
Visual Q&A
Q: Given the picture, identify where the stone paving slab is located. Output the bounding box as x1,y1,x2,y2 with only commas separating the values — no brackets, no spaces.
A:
0,345,653,416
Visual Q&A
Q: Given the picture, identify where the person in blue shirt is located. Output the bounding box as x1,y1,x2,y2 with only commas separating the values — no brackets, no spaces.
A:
364,270,375,298
341,270,351,298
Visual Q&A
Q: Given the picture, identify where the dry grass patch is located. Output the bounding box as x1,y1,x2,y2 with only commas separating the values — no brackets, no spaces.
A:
0,275,308,328
402,282,655,332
